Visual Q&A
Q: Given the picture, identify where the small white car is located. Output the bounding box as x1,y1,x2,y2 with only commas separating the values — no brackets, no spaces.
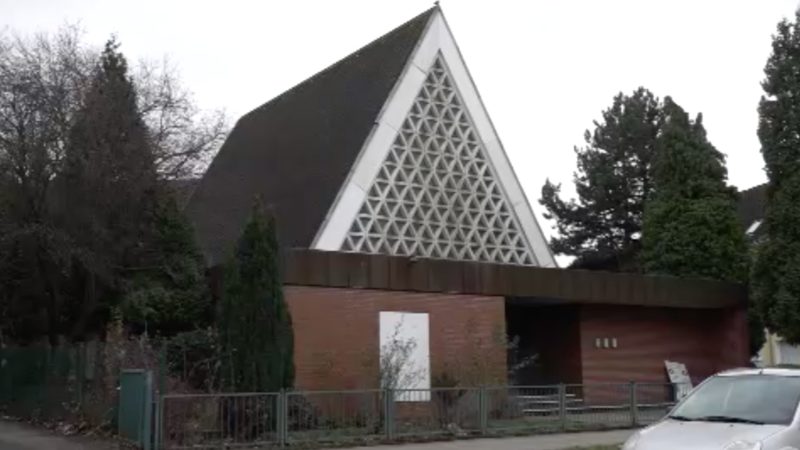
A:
623,368,800,450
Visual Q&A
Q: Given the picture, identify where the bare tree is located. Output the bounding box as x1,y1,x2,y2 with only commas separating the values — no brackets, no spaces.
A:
134,58,228,179
0,25,228,344
0,26,228,196
0,25,94,345
0,25,93,222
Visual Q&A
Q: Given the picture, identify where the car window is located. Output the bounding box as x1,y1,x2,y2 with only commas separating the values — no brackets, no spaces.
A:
671,374,800,425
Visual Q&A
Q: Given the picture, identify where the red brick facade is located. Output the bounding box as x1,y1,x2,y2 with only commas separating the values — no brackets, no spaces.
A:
285,286,508,390
283,285,747,392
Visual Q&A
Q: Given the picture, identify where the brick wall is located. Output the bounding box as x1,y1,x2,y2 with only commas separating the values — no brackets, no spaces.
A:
285,286,507,390
580,305,748,387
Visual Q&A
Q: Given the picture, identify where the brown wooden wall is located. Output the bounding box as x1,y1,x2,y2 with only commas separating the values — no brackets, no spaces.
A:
579,305,749,386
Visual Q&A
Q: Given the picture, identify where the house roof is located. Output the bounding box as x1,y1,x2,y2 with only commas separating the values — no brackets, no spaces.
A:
737,183,767,234
167,178,199,210
186,8,436,264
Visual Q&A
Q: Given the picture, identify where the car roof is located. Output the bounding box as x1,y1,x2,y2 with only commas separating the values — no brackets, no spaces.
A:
716,367,800,377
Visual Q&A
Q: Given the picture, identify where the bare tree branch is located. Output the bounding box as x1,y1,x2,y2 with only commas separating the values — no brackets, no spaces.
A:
133,58,228,179
0,24,94,222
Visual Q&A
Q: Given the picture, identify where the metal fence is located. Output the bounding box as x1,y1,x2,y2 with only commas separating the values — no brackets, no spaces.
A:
159,382,687,449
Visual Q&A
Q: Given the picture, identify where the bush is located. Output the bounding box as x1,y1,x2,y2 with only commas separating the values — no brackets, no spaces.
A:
288,395,322,431
164,328,219,391
432,372,468,429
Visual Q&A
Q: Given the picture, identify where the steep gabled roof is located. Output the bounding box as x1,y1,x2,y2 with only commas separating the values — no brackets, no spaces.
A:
186,8,436,264
188,7,556,267
167,178,199,209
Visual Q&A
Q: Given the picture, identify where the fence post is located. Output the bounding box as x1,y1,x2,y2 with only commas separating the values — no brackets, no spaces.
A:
630,381,638,427
558,384,567,431
479,386,488,435
154,395,163,450
158,347,167,397
156,345,167,450
383,388,394,441
76,343,84,408
278,389,287,447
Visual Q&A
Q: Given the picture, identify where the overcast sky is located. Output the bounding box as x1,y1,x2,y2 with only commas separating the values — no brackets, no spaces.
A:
3,0,799,247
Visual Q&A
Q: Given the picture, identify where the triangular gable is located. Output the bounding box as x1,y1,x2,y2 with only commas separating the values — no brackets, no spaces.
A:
311,8,555,267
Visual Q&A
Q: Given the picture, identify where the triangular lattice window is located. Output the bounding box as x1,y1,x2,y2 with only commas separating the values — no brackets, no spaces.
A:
341,56,535,265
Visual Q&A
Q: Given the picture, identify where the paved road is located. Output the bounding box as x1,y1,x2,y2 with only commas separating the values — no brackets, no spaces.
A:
331,429,635,450
0,420,116,450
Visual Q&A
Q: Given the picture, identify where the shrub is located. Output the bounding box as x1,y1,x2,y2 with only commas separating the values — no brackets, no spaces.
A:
164,328,219,391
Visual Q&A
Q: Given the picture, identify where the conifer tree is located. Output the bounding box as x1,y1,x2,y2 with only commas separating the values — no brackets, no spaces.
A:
219,202,294,391
642,98,746,282
752,10,800,343
122,195,211,336
541,88,662,270
60,38,159,339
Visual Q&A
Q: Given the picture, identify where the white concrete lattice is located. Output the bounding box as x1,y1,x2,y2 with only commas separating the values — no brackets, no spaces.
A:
341,56,535,265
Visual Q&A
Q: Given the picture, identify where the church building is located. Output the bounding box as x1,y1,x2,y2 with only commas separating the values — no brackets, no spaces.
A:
186,7,749,392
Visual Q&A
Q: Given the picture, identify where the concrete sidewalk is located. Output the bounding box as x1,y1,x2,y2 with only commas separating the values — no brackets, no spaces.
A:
0,418,633,450
0,420,118,450
338,429,635,450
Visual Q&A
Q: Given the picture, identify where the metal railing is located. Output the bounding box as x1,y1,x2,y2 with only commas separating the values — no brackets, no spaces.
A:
160,392,280,449
159,382,687,449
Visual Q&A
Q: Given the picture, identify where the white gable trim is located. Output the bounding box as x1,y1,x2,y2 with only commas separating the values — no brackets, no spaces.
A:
746,219,762,235
311,9,556,267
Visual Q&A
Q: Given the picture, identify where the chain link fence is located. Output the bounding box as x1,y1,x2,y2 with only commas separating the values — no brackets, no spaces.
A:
159,381,688,449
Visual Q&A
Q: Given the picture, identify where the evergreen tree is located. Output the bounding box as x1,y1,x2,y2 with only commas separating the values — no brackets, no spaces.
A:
62,38,157,262
219,202,294,392
59,38,159,340
642,98,747,282
541,88,663,271
121,194,211,336
752,11,800,343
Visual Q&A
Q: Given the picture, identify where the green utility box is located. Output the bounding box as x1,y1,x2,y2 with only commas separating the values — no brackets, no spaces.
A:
118,369,153,449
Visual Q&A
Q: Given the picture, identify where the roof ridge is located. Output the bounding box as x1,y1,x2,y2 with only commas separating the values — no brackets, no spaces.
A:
240,7,437,122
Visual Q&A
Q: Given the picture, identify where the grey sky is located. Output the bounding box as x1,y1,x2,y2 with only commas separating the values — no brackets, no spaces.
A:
3,0,798,248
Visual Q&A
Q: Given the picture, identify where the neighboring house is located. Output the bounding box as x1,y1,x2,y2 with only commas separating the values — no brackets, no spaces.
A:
184,6,749,392
739,183,800,366
738,183,767,243
762,334,800,366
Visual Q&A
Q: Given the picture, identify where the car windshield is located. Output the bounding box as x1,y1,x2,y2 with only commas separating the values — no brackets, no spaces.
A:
670,374,800,425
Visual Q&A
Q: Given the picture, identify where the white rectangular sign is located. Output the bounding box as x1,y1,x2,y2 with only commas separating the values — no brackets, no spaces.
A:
664,360,693,400
379,311,430,401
